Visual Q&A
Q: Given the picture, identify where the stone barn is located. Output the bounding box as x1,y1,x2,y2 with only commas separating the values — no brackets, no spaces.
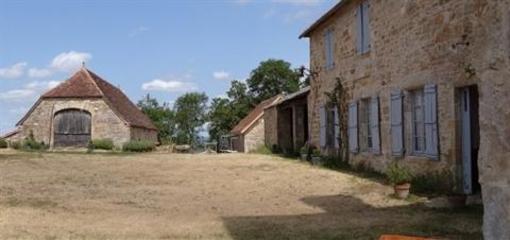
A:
4,67,158,148
230,95,282,153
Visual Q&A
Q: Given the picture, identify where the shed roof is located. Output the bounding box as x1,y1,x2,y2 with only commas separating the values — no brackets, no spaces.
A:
230,95,283,136
17,68,157,130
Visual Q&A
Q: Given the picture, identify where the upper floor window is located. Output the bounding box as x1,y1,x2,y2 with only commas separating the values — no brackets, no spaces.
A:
324,29,335,70
356,0,371,54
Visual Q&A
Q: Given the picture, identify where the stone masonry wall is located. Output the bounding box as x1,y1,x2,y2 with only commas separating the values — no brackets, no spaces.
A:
130,127,158,144
243,118,265,153
264,106,278,148
307,0,472,174
20,98,130,148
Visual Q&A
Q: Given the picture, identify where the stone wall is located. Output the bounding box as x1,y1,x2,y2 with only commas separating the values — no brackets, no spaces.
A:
264,106,278,148
243,118,265,153
307,0,471,174
130,127,158,144
306,0,510,239
19,98,130,148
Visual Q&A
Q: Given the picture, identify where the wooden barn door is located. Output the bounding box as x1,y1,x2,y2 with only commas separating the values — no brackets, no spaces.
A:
53,109,91,147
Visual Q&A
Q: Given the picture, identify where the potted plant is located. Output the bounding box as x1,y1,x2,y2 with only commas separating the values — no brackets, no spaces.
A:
300,145,309,161
310,148,322,165
385,162,413,199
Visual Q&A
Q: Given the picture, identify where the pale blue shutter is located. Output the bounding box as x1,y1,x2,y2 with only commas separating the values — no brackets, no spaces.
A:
362,0,371,52
356,4,363,54
370,96,380,154
334,107,340,149
348,102,359,153
390,90,404,156
424,84,438,158
319,106,326,148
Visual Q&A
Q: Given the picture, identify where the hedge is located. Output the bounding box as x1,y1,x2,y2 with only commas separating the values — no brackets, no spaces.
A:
122,140,155,152
89,139,114,151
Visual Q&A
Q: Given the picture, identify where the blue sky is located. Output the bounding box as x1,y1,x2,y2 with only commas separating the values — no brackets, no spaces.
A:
0,0,336,134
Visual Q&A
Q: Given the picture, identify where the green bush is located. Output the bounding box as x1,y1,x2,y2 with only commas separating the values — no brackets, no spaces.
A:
89,139,114,150
0,138,7,148
250,145,272,155
122,140,155,152
9,141,21,150
411,170,454,195
22,138,48,151
385,162,413,185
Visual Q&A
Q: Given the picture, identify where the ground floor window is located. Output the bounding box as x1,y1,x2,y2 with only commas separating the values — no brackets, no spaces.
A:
411,89,426,154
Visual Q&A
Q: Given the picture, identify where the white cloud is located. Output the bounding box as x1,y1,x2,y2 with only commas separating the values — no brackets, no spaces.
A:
28,68,52,78
142,79,197,92
50,51,92,72
129,26,149,37
213,71,231,81
0,80,61,102
0,62,27,79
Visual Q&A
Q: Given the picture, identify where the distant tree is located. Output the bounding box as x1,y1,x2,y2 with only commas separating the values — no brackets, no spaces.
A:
208,97,235,142
173,92,209,145
137,94,175,143
227,80,254,124
247,59,300,103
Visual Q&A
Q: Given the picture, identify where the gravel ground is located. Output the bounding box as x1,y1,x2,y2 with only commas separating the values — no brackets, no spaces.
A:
0,150,482,239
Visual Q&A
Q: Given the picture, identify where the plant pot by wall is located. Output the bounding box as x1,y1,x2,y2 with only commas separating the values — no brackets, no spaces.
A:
311,156,322,166
301,153,308,161
394,183,411,199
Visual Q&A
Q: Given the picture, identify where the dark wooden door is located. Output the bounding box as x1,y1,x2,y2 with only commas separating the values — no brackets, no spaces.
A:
53,109,91,147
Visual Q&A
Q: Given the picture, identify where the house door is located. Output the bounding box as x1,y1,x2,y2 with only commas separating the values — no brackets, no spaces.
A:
459,86,480,195
53,109,91,147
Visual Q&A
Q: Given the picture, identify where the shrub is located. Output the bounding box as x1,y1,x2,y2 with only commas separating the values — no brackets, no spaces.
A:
22,139,48,151
122,140,155,152
0,138,7,148
411,170,454,195
251,145,272,155
89,139,114,150
385,162,413,185
9,141,21,150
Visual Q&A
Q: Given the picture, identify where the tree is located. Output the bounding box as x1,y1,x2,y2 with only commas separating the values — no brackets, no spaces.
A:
227,80,253,124
173,92,209,145
137,94,175,143
247,59,300,103
208,97,235,142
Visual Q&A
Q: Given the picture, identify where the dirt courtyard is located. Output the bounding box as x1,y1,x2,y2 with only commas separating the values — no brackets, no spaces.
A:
0,150,481,239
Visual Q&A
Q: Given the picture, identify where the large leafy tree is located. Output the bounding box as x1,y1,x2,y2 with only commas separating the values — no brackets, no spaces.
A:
208,97,235,142
137,94,175,143
173,92,209,145
227,80,253,124
247,59,300,103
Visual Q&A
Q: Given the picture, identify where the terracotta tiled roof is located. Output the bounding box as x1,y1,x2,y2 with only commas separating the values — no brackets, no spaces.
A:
230,95,282,135
18,68,157,130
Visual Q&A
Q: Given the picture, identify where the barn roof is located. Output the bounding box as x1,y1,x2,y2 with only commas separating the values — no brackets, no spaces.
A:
230,95,283,136
17,68,157,130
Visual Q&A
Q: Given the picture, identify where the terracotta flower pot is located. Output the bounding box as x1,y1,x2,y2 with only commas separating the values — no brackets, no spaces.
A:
394,183,411,199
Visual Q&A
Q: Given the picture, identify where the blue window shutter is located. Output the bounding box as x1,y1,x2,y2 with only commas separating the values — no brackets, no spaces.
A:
390,90,404,156
319,106,326,148
356,4,363,54
362,0,371,53
424,84,439,158
334,107,340,149
370,96,380,154
348,102,359,153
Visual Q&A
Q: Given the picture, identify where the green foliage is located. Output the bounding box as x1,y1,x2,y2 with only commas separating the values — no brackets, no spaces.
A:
174,92,209,145
22,139,48,151
9,141,21,150
247,59,300,103
137,94,176,143
385,162,413,185
311,148,321,157
208,97,236,142
89,139,114,151
0,138,7,148
122,140,155,152
250,145,272,155
411,170,454,196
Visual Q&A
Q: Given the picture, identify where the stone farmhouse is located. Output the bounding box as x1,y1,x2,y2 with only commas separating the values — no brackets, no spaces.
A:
230,95,282,153
3,67,158,148
299,0,509,239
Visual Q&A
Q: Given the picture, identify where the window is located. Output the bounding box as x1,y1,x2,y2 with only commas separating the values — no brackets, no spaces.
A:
324,29,334,69
356,0,371,54
320,105,339,149
359,98,371,151
411,89,426,153
326,107,336,147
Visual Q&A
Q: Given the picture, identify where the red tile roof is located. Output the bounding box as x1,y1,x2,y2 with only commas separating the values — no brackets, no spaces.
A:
230,95,282,135
17,68,157,130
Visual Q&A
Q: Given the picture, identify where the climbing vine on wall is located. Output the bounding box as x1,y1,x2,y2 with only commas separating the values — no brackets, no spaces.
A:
324,75,350,163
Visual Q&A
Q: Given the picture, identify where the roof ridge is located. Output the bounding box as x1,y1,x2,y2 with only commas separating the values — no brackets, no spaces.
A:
82,68,105,97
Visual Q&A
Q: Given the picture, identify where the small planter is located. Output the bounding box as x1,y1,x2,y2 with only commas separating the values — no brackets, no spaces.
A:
394,183,411,199
300,153,309,161
311,156,322,166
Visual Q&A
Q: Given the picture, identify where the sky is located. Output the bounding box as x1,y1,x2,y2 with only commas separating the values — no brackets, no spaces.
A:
0,0,337,135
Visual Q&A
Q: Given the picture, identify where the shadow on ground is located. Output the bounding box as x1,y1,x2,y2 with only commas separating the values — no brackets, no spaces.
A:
222,194,482,240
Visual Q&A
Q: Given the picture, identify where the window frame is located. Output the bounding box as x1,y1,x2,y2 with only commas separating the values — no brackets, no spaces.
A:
358,98,373,152
324,28,335,70
411,89,426,155
356,0,371,54
325,107,336,147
